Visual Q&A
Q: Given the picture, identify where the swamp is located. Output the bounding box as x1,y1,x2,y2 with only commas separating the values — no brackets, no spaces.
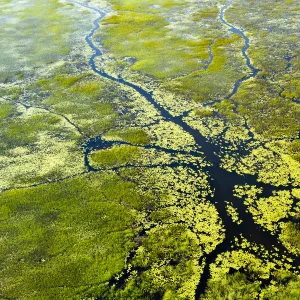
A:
0,0,300,299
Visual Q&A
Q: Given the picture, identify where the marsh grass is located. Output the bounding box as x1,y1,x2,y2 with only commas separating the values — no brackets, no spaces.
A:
193,108,213,118
90,145,141,168
100,8,213,79
0,102,14,119
163,34,246,102
0,172,147,299
201,272,260,300
0,0,77,82
213,100,237,119
35,74,122,136
0,112,63,151
279,222,300,255
234,79,300,138
105,128,150,144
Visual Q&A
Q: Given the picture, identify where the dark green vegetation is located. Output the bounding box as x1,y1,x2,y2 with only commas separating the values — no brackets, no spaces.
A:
0,0,300,299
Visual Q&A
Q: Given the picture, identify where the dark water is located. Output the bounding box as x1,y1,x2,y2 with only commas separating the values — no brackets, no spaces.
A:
285,55,292,70
69,0,298,298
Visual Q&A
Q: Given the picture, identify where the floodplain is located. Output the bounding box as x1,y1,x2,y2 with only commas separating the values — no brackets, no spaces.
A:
0,0,300,299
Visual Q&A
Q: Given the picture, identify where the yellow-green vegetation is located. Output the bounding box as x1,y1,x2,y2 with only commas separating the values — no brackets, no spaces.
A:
147,120,197,151
163,34,247,102
210,250,274,280
99,0,249,103
101,3,209,79
287,140,300,163
184,112,227,143
260,272,300,300
35,73,119,136
234,186,295,234
125,165,224,254
197,7,220,19
233,184,263,200
225,201,242,224
279,222,300,255
260,141,300,186
0,0,90,82
233,79,300,138
95,162,224,299
108,225,202,300
104,128,150,144
225,0,300,139
245,191,293,233
205,239,300,298
194,108,214,118
0,105,84,190
1,0,300,298
213,99,237,120
0,101,14,119
202,270,300,300
201,272,260,300
90,145,198,171
1,109,63,150
90,145,141,168
227,146,290,186
0,172,148,299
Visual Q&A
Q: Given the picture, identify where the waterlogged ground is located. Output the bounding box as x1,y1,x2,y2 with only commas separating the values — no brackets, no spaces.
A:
0,0,300,299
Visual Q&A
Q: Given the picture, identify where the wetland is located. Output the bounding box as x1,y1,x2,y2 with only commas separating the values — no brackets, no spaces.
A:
0,0,300,299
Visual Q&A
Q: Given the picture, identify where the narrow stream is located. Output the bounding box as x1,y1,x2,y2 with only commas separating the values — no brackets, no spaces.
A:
70,0,298,298
220,0,260,100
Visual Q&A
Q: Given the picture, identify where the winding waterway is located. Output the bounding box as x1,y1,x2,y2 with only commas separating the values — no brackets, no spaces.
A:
70,0,299,298
220,0,260,100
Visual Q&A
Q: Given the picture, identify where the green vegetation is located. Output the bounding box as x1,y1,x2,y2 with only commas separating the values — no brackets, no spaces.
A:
194,108,213,118
234,186,294,233
0,101,14,119
0,94,85,190
225,201,242,224
213,99,237,119
197,8,220,19
0,86,22,99
0,0,80,82
201,272,260,300
202,271,300,300
104,128,150,144
34,73,121,136
225,0,300,139
99,0,248,104
90,145,141,168
101,7,205,79
261,272,300,300
162,34,247,102
0,172,148,299
1,0,299,298
234,79,300,138
288,140,300,162
103,225,202,299
279,222,300,255
0,112,63,151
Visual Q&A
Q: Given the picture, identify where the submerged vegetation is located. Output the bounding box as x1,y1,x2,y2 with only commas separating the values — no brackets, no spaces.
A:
0,0,299,299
